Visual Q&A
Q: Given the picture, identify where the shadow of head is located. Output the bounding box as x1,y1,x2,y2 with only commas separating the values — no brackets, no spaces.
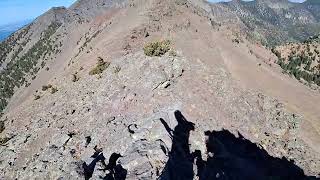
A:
174,110,195,131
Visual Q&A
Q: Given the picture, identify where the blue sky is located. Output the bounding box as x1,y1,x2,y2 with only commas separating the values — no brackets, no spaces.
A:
0,0,307,27
0,0,76,26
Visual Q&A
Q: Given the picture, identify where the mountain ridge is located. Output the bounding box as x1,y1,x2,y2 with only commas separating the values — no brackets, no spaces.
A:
0,19,33,42
210,0,320,46
0,0,319,179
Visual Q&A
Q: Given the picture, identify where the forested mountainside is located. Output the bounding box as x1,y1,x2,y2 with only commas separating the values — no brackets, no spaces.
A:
272,34,320,88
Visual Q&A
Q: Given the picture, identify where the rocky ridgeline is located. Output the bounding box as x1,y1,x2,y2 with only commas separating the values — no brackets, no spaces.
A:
0,0,319,179
0,51,319,178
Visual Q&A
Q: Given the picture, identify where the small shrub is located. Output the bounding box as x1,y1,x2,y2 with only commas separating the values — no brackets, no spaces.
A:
232,38,241,44
34,95,41,100
72,74,79,82
51,87,58,94
89,57,110,75
144,40,171,57
114,66,121,74
0,136,11,145
42,84,52,91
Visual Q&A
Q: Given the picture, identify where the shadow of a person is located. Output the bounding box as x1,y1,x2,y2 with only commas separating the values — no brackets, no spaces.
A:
102,153,127,180
159,110,195,180
158,111,315,180
200,130,311,180
83,153,106,180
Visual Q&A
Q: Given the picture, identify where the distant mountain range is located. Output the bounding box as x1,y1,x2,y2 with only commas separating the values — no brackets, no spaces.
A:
211,0,320,46
0,19,32,41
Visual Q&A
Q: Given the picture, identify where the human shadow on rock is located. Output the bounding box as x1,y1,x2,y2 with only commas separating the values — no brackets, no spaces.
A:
82,149,127,180
159,110,195,180
102,153,127,180
159,111,316,180
198,130,314,180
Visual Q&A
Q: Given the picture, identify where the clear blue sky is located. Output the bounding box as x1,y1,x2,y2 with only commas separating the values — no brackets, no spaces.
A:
0,0,76,26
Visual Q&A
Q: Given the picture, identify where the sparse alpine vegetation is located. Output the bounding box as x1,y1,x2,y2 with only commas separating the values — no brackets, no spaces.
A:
0,136,11,145
34,95,41,100
89,57,110,75
50,87,58,94
72,74,79,82
42,84,53,91
0,22,61,115
144,40,171,57
272,35,320,86
41,84,58,94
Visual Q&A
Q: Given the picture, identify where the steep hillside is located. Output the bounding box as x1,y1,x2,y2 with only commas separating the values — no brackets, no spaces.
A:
0,0,320,179
0,0,137,115
210,0,320,46
0,7,75,115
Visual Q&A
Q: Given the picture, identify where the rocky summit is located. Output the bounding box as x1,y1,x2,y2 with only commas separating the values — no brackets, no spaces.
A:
0,0,320,179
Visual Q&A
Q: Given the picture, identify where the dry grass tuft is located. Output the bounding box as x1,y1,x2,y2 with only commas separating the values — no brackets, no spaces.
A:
89,57,110,75
144,40,171,57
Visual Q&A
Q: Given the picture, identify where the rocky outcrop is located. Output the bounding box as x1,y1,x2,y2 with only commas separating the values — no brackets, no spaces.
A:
0,50,319,178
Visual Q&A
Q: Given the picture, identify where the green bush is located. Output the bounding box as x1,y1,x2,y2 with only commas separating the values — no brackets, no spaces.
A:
89,57,110,75
72,74,79,82
0,136,11,145
42,84,52,91
34,95,41,100
50,87,58,94
144,40,171,57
